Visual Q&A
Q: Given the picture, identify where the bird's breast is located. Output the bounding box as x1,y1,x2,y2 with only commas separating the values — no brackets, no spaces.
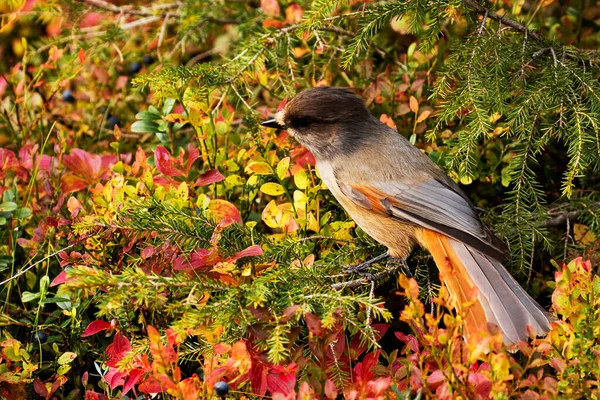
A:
316,161,417,259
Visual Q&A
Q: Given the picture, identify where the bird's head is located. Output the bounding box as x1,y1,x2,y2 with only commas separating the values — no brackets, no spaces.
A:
261,87,377,159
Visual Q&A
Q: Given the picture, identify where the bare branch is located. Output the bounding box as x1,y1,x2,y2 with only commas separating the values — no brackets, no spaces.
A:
462,0,543,42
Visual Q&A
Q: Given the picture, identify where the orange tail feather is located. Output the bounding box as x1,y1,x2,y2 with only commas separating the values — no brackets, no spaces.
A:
417,229,490,342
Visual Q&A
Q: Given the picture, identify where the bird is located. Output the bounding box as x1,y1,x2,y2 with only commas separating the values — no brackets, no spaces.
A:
261,86,553,346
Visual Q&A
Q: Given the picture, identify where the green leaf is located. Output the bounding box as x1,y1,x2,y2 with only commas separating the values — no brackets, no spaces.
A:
162,98,177,115
57,352,77,365
260,182,285,196
21,291,40,303
131,120,160,133
14,207,32,219
0,202,17,212
135,111,161,120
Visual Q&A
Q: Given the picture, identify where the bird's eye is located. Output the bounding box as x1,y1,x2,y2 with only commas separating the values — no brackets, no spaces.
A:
291,117,313,128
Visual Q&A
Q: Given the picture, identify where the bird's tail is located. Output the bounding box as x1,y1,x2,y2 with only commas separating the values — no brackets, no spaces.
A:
417,229,553,346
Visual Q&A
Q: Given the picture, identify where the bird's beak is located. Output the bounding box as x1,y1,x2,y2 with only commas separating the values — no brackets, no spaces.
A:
261,118,287,130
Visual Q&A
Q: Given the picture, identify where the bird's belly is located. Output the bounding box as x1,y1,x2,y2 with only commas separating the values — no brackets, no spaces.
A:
317,161,417,258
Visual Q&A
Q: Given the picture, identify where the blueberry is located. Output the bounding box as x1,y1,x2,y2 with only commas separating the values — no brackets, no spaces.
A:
214,381,229,397
62,89,75,103
129,62,142,74
106,115,120,128
143,55,154,65
34,331,47,344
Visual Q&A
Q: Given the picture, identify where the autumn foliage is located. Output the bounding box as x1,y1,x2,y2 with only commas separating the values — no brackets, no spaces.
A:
1,0,600,399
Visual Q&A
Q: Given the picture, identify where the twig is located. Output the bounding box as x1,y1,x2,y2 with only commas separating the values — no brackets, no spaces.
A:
186,48,218,66
0,244,75,286
540,201,600,228
36,15,162,53
563,217,570,261
462,0,543,42
81,0,182,18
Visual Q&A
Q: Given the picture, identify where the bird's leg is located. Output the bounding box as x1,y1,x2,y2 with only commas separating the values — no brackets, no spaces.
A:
394,258,413,278
344,251,390,274
332,256,407,290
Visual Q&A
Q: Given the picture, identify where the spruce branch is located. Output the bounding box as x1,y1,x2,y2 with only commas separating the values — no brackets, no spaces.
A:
462,0,543,42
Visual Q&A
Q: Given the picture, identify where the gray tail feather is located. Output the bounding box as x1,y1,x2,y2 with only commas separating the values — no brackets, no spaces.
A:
449,239,554,345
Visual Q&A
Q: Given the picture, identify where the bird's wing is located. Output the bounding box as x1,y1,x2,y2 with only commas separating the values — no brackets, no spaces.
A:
339,178,507,260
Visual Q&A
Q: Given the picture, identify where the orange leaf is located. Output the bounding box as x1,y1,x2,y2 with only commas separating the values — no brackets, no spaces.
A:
208,199,242,224
285,3,303,24
261,0,280,17
416,109,431,123
409,96,419,114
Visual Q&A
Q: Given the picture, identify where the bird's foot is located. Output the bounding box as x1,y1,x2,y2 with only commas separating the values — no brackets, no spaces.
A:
332,257,407,290
344,252,390,275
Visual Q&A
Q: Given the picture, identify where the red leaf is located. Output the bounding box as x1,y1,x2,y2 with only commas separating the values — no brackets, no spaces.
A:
0,149,19,177
104,369,126,390
266,364,297,395
353,350,380,383
154,146,185,177
304,312,323,337
63,149,102,181
281,305,300,322
81,320,113,337
195,169,225,186
185,143,200,174
138,377,166,393
174,248,222,271
106,333,131,364
33,379,48,398
85,390,108,400
231,245,263,261
324,379,337,399
249,361,268,396
50,271,67,287
60,174,88,194
123,369,145,395
426,369,445,390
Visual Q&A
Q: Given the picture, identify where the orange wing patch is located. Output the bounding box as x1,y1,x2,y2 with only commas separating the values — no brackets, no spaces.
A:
348,184,393,214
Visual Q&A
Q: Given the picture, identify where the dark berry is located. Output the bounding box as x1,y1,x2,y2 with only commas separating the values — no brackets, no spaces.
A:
34,331,48,344
129,62,142,74
62,89,75,103
106,115,120,128
214,381,229,397
143,55,154,65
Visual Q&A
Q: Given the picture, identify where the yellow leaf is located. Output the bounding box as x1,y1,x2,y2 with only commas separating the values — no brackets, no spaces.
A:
246,174,259,187
307,212,320,233
260,182,285,196
176,182,189,203
276,157,290,180
245,161,273,175
409,96,419,114
164,113,188,124
262,200,282,229
574,224,597,245
416,110,431,124
459,175,473,185
293,190,307,209
294,170,310,189
225,174,245,187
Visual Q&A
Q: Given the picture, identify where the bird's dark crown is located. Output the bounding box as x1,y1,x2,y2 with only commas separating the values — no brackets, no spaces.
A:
282,86,371,128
